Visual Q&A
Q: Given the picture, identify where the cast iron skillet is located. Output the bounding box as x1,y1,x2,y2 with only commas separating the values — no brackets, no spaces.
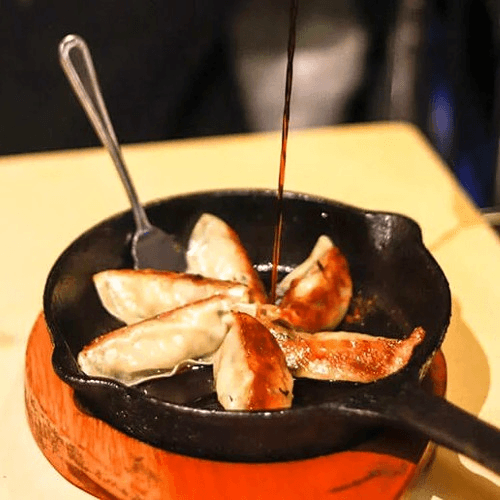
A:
44,189,500,473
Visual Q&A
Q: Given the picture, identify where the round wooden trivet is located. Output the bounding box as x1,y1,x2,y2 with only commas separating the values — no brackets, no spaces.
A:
25,313,446,500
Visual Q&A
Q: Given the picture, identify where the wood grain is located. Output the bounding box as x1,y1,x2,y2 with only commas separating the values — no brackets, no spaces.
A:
25,313,446,499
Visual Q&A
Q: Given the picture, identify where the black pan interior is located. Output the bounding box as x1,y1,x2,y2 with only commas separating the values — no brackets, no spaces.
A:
44,189,451,461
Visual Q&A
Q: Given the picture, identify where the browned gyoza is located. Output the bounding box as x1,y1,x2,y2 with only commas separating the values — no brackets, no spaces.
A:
268,235,353,332
213,312,293,410
256,312,425,382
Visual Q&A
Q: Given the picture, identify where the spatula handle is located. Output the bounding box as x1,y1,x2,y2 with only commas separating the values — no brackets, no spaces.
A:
58,34,151,233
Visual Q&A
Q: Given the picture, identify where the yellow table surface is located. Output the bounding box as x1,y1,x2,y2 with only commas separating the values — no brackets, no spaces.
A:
0,122,499,499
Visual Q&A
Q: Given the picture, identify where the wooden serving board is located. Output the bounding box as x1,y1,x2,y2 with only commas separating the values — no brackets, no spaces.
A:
25,313,446,500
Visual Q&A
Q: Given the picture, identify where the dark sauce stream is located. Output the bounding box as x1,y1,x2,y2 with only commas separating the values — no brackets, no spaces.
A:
270,0,299,302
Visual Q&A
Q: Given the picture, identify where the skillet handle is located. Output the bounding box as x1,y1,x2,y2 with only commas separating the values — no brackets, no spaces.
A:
379,383,500,475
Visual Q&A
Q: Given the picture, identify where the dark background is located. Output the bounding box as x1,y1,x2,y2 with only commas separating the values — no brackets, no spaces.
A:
1,0,498,207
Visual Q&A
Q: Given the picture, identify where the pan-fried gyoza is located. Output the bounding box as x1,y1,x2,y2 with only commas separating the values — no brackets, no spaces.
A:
94,268,256,325
265,235,352,332
255,310,425,382
78,296,235,385
78,213,425,410
186,213,268,303
213,312,293,410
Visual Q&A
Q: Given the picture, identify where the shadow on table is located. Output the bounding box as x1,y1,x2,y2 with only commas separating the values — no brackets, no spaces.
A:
442,298,490,418
407,448,500,499
405,297,499,498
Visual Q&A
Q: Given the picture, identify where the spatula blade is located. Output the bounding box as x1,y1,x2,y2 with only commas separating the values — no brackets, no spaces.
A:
132,227,186,272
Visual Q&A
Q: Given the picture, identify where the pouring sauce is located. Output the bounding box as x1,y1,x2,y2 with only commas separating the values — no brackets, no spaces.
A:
270,0,299,302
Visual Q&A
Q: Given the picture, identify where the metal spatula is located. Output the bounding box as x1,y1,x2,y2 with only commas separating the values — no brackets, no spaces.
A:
59,34,186,272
